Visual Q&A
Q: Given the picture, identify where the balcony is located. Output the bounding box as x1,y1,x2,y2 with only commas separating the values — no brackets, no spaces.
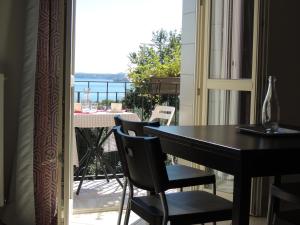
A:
73,79,179,214
71,78,271,225
74,79,180,123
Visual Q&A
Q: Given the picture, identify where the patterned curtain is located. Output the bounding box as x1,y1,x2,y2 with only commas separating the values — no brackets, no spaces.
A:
34,0,64,224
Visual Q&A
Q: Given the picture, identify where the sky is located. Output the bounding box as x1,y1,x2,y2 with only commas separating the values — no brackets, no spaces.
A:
75,0,182,74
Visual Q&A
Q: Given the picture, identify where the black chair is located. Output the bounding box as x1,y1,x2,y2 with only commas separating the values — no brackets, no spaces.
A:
114,126,232,225
114,116,165,225
267,176,300,225
115,115,216,189
113,115,217,225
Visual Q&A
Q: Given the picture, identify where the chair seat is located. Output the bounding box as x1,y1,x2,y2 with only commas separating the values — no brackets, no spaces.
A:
166,164,215,189
131,191,232,225
272,183,300,204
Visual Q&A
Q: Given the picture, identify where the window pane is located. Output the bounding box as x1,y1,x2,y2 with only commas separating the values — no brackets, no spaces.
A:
209,0,254,79
207,89,251,125
207,89,251,193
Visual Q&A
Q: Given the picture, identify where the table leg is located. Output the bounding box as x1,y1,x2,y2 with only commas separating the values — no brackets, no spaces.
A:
232,174,252,225
75,127,123,195
75,128,105,195
76,149,94,195
99,154,123,187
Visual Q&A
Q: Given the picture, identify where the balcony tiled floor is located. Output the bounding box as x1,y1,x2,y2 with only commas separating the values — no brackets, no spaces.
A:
71,211,267,225
73,178,177,213
73,178,137,212
72,178,267,225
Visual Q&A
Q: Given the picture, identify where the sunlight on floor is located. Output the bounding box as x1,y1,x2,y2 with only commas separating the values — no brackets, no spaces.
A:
71,210,142,225
71,210,267,225
72,179,267,225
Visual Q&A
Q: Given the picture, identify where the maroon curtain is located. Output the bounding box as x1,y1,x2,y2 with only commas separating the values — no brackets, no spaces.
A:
34,0,64,224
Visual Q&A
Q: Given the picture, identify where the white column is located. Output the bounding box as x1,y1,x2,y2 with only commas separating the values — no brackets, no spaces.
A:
179,0,197,125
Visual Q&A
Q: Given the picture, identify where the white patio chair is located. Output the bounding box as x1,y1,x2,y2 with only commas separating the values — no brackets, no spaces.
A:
149,105,175,126
149,105,177,164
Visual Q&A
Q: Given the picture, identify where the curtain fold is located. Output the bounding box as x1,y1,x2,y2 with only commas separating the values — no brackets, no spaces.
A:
1,0,65,224
34,0,64,224
250,177,270,216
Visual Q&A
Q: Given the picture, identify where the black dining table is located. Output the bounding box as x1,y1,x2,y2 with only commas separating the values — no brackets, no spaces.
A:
144,125,300,225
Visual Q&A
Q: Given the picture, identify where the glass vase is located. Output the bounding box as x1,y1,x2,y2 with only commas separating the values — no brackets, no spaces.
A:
261,76,280,132
81,88,91,112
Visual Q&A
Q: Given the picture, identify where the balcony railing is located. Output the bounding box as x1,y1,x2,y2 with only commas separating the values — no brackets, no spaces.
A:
74,80,180,180
74,80,180,124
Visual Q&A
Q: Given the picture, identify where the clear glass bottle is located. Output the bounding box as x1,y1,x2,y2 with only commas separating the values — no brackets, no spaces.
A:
261,76,280,132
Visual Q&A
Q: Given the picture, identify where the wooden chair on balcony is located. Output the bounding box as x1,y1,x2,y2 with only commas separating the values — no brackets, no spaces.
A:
114,126,232,225
149,105,175,126
113,115,216,225
149,105,177,164
267,176,300,225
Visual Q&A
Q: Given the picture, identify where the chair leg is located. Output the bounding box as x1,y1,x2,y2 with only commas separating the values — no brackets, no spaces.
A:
117,178,128,225
212,182,216,225
124,183,133,225
159,193,169,225
123,202,131,225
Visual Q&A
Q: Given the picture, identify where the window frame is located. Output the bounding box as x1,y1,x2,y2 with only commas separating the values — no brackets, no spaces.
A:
195,0,260,125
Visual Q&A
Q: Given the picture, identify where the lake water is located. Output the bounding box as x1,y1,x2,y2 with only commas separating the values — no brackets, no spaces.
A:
74,77,133,103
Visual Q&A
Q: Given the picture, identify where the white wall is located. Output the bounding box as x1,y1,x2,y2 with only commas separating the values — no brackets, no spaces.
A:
179,0,197,125
0,0,26,212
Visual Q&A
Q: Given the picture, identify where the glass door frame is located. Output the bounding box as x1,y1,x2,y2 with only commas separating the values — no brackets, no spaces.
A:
61,0,76,224
195,0,260,126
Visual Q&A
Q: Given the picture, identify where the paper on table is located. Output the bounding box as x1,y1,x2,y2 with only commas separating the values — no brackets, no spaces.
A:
111,103,122,112
74,103,81,112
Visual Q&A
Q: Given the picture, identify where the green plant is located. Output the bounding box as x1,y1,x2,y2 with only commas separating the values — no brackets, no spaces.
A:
128,29,181,83
125,29,181,117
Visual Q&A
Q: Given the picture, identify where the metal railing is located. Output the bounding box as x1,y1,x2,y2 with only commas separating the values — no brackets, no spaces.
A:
74,80,180,180
74,80,180,124
75,81,131,105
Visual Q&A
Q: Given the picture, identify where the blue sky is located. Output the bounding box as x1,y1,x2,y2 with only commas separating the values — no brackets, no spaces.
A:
75,0,182,74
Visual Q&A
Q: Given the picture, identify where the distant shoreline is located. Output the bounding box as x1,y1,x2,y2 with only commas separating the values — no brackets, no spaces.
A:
75,72,129,82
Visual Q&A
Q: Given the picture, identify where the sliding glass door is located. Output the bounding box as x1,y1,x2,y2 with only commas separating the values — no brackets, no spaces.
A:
197,0,259,193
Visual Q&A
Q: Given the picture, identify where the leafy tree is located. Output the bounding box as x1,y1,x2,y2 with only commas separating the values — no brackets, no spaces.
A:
127,29,181,87
124,29,181,121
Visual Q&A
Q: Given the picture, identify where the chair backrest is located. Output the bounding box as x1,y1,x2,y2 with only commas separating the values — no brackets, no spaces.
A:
114,115,160,136
149,105,175,126
116,126,168,193
114,114,123,126
114,115,167,163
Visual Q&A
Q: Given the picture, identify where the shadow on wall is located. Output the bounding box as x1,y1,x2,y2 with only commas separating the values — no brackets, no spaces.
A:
267,0,300,127
0,0,27,217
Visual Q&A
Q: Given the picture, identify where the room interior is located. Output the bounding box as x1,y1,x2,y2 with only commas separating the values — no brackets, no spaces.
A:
1,0,300,224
